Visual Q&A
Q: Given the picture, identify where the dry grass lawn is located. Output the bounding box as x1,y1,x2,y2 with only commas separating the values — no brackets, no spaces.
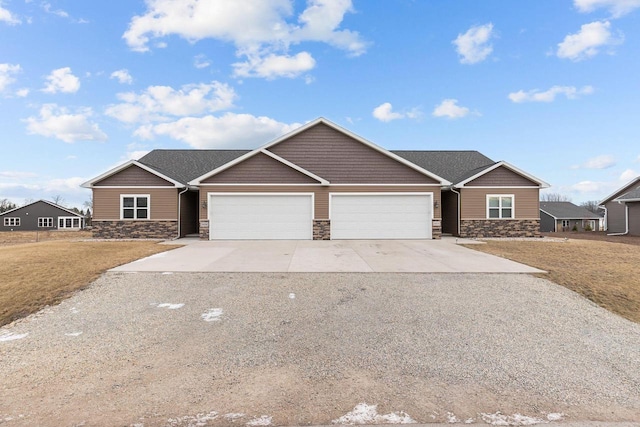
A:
466,239,640,323
0,240,177,326
0,230,92,245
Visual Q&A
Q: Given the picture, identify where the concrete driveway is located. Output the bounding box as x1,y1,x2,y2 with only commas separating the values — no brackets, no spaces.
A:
111,238,543,273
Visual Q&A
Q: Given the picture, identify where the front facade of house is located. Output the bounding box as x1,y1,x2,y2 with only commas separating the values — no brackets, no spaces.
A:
0,200,84,232
83,118,548,240
600,177,640,235
540,202,601,232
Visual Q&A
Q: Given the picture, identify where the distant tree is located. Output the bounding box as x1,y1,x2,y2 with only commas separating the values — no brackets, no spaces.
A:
23,198,35,206
540,193,572,202
0,198,17,213
83,196,93,210
84,208,92,226
581,200,602,215
52,195,66,206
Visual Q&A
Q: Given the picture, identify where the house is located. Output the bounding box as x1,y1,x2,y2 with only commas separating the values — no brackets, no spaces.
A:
599,176,640,235
0,200,85,232
539,201,600,232
82,118,549,240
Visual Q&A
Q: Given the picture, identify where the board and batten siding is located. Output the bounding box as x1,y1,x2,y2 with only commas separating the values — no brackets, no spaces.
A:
464,166,538,187
268,123,439,184
93,164,173,187
460,188,540,219
93,188,178,220
200,185,441,221
202,152,319,184
604,201,627,233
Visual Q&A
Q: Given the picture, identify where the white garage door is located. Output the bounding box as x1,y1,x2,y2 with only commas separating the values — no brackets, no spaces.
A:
209,194,313,240
330,193,432,239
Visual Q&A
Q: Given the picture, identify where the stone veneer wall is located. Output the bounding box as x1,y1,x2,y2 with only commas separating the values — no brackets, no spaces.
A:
459,219,540,238
199,220,210,240
313,220,331,240
432,219,442,240
92,220,177,239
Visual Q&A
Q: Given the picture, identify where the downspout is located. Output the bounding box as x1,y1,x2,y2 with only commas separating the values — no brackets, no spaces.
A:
175,186,189,240
450,186,461,237
607,203,629,236
602,206,608,232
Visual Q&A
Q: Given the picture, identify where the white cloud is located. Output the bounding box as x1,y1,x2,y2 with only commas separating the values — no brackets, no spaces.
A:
453,23,494,64
620,168,638,181
134,112,301,148
557,21,622,61
0,63,21,92
372,102,420,123
110,69,133,84
582,155,616,169
508,85,594,103
233,51,316,79
194,54,211,69
16,88,29,97
105,81,237,124
432,99,470,119
574,0,640,17
122,0,367,79
25,104,107,143
0,171,37,180
42,67,81,94
42,2,69,18
0,4,20,25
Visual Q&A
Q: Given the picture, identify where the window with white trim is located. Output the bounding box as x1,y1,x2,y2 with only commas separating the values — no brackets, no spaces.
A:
121,195,150,220
38,217,53,227
58,217,82,229
3,217,20,226
487,195,514,219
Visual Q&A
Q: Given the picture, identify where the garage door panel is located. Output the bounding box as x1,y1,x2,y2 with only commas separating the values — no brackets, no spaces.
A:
209,194,312,240
331,194,432,240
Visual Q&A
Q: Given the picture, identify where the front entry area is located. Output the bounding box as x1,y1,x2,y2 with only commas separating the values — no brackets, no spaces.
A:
330,193,433,239
208,193,313,240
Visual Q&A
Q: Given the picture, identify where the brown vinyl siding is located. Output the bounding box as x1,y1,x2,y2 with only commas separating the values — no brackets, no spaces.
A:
94,165,174,187
465,166,537,187
628,202,640,236
460,188,539,219
202,152,319,184
268,123,439,184
199,185,441,220
93,188,178,220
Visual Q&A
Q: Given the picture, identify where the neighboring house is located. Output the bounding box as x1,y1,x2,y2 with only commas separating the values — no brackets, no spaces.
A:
599,176,640,235
0,200,84,232
82,118,549,240
539,202,600,232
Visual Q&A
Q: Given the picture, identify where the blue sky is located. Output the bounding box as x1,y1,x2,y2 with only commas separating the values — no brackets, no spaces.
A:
1,0,639,209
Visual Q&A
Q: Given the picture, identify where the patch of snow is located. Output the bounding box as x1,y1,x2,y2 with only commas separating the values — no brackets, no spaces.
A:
131,423,144,427
224,413,245,420
546,413,564,421
288,293,296,299
332,403,416,425
480,412,545,426
65,332,83,337
0,332,28,342
246,415,272,426
465,418,474,424
162,272,174,275
166,411,218,426
157,303,185,310
201,308,223,322
446,412,461,423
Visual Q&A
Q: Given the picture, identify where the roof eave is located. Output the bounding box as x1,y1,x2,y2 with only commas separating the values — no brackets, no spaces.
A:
454,161,550,188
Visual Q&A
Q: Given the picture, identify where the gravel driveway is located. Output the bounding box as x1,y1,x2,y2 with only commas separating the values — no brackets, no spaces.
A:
1,272,639,426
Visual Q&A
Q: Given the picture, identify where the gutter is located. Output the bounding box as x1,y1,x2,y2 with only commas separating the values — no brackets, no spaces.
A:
175,186,190,240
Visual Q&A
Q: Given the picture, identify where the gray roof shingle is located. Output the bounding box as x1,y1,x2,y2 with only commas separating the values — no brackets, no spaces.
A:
540,202,600,219
391,150,495,183
138,149,250,184
136,149,498,186
615,186,640,201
